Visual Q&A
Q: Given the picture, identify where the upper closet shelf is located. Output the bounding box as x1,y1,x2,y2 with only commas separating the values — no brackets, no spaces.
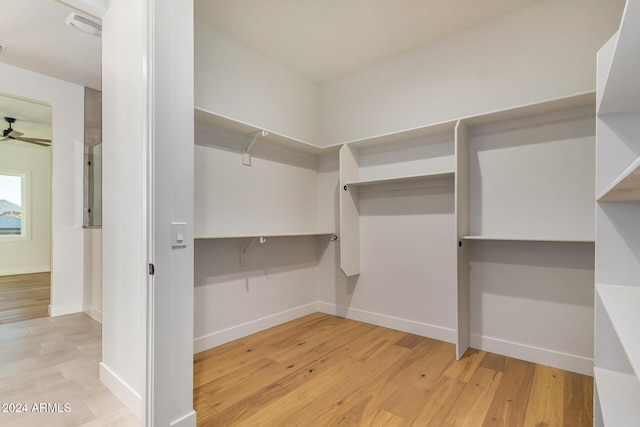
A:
598,156,640,201
597,284,640,380
463,235,595,243
346,171,454,187
598,0,640,115
344,121,457,148
462,92,595,129
195,107,340,155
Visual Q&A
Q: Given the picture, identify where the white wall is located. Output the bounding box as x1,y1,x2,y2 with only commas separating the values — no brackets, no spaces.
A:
318,0,624,145
0,142,51,275
469,241,595,375
194,237,322,352
0,62,85,317
102,0,196,425
83,228,101,322
149,0,196,425
193,136,339,353
100,0,146,418
317,179,457,343
195,20,319,144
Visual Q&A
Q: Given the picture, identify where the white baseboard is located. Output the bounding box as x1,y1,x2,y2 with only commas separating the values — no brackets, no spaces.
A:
50,302,83,317
193,302,317,353
316,302,457,344
470,333,593,376
83,303,102,324
0,265,50,276
171,409,197,427
99,362,142,420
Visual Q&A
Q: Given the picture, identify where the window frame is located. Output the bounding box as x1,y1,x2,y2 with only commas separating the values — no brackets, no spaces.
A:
0,169,31,241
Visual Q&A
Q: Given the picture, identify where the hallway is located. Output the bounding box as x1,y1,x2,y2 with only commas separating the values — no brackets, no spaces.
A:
0,312,138,426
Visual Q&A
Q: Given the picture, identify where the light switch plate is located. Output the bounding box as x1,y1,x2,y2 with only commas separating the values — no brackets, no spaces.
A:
171,222,187,248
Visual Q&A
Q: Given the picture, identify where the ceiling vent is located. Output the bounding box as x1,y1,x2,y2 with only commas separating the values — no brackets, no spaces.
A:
66,13,102,37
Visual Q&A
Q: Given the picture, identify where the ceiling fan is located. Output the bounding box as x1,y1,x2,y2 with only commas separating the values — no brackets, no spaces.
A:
1,117,51,147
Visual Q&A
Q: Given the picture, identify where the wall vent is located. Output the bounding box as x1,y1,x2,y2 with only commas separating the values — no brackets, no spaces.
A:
66,13,102,37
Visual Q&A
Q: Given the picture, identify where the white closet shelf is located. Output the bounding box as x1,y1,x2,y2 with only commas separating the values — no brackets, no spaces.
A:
463,235,595,243
597,284,640,380
598,156,640,201
462,92,595,128
345,121,457,148
195,231,336,240
345,171,454,187
194,107,340,155
594,367,640,427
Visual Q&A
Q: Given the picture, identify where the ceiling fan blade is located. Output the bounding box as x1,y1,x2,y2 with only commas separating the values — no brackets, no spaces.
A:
20,137,51,143
8,130,23,138
15,137,52,147
0,137,9,141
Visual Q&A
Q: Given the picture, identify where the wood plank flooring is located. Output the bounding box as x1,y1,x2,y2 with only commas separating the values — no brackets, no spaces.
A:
0,273,50,324
0,313,139,426
194,313,593,426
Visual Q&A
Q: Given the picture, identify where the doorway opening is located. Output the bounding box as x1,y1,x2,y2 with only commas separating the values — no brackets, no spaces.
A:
0,93,52,324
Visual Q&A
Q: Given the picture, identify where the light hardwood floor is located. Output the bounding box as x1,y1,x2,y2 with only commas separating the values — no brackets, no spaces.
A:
0,273,51,324
194,313,593,426
0,313,138,426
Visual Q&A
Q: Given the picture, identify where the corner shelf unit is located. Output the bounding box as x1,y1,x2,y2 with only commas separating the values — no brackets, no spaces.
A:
594,1,640,425
339,121,458,278
334,91,597,362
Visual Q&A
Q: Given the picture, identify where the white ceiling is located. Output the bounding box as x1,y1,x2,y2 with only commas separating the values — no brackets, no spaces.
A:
0,0,102,90
195,0,543,84
0,0,544,94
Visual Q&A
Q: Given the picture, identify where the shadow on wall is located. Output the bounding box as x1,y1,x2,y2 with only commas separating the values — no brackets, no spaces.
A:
194,235,327,286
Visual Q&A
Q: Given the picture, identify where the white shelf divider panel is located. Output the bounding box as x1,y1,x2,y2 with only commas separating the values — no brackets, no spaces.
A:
455,120,470,360
598,0,640,115
597,284,640,379
598,156,640,201
339,144,360,277
594,367,640,427
463,235,595,243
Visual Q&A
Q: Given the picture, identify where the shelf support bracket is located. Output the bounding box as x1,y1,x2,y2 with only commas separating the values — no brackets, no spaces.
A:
243,130,268,166
240,236,267,266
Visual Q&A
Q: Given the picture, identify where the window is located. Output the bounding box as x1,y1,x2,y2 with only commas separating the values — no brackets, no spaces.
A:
0,170,29,239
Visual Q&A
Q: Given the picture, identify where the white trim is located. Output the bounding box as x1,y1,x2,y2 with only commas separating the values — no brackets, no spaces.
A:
470,333,593,376
82,302,102,323
99,362,143,420
193,303,317,353
170,410,197,427
50,302,83,317
316,302,457,344
0,265,50,276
